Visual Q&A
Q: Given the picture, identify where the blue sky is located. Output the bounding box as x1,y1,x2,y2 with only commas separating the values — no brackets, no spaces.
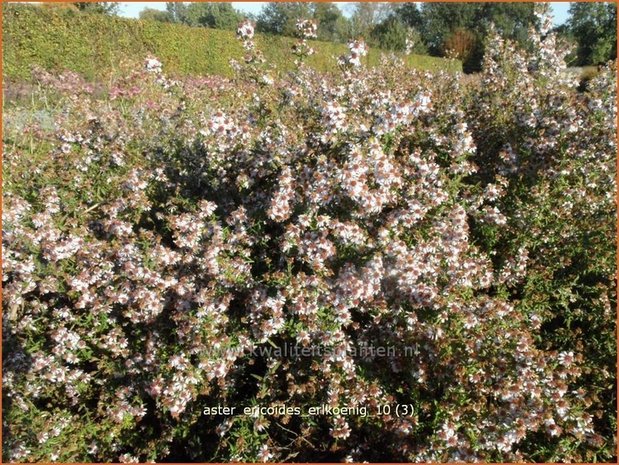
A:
118,2,572,25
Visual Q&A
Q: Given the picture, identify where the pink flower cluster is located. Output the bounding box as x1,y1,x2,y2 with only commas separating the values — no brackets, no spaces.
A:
339,39,369,67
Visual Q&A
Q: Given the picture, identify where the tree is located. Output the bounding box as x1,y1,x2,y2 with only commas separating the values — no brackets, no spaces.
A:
395,2,423,29
348,2,391,38
72,2,118,15
567,2,617,65
311,2,348,42
418,3,479,55
371,9,428,54
479,2,535,44
370,16,408,51
184,2,242,30
166,2,188,24
417,2,536,72
257,2,312,36
139,8,172,23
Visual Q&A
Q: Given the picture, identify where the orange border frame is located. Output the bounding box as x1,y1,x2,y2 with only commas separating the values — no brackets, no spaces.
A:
0,0,616,464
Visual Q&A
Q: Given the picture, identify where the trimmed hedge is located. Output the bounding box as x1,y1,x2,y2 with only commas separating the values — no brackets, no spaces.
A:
2,4,461,82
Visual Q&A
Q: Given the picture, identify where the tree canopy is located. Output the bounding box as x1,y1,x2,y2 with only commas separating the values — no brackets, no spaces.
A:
417,2,536,71
567,2,617,65
257,2,312,36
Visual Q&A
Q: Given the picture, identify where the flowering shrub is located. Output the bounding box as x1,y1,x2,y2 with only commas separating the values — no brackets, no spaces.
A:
293,19,318,60
2,6,616,463
338,39,370,68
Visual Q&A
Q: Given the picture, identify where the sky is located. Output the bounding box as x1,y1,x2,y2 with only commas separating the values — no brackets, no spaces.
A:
117,2,572,25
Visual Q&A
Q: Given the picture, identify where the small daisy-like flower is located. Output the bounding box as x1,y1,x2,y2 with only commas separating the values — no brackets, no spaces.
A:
258,444,273,462
237,19,255,40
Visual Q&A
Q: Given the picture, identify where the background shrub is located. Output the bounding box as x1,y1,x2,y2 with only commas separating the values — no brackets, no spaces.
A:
2,4,461,83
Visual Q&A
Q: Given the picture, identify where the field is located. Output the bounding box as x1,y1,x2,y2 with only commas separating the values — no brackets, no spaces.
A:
2,5,617,464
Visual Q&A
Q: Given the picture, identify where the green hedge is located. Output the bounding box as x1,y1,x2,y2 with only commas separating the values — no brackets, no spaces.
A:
2,4,461,82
